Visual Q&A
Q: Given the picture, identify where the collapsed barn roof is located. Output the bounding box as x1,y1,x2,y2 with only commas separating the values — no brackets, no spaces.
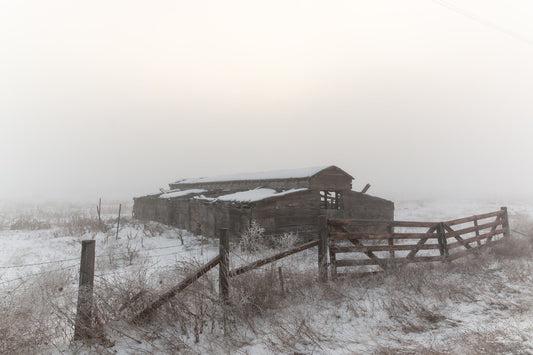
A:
136,165,357,205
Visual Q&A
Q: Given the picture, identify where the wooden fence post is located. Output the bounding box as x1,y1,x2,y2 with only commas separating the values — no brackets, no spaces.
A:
96,198,102,229
116,204,122,240
387,224,395,259
219,228,229,303
501,207,510,238
437,223,449,261
473,218,481,246
74,240,96,340
318,215,329,282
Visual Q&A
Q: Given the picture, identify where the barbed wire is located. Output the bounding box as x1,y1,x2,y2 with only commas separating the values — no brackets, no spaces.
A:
0,257,81,269
0,263,79,287
0,243,193,270
94,245,191,260
0,243,317,294
93,251,218,279
227,244,317,273
512,229,531,237
0,232,317,289
0,247,217,291
0,239,311,270
0,222,313,269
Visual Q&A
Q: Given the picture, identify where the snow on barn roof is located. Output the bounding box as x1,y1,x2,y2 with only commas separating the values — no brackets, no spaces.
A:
215,188,308,203
159,189,207,199
172,166,331,185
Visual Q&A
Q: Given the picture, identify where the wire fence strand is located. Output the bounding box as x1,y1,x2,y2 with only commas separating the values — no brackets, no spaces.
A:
0,243,191,270
0,263,80,286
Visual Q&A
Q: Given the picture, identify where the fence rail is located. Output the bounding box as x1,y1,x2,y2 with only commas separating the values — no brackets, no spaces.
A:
328,207,510,275
228,240,319,277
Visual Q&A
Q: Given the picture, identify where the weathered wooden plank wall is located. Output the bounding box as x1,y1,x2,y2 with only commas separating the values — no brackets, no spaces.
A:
251,191,319,240
134,189,395,240
170,199,190,230
133,197,172,225
342,192,394,233
133,166,394,240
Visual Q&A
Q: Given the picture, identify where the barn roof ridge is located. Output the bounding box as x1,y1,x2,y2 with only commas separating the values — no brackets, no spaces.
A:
170,165,350,185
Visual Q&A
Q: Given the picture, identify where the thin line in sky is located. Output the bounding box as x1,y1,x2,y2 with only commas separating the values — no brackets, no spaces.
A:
431,0,533,49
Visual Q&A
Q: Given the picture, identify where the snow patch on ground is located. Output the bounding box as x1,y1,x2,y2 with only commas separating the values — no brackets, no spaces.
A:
1,198,533,354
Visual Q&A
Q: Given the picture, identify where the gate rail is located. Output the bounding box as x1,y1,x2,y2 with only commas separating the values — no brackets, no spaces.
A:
327,207,510,276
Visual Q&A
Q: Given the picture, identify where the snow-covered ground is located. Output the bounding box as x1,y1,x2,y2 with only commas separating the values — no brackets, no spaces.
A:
1,198,533,354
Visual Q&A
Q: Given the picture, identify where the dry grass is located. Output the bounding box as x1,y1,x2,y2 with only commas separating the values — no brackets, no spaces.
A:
0,201,132,236
0,268,78,354
9,216,52,230
2,215,533,354
83,225,533,353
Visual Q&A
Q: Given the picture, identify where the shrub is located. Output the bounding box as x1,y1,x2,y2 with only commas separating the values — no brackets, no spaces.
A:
10,216,51,230
59,214,108,235
274,232,301,250
0,268,77,354
239,221,266,253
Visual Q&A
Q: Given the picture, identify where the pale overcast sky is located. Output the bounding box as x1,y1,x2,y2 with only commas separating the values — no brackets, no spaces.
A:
1,0,532,202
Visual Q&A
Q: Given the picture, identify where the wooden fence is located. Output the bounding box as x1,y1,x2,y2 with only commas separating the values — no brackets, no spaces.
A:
133,207,510,322
133,232,320,322
327,207,510,276
73,207,511,338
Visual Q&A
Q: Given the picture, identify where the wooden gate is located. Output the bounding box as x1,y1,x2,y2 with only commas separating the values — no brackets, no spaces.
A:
327,207,510,276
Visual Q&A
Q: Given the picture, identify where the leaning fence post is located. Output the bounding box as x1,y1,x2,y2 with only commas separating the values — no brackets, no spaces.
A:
219,228,229,303
318,215,329,282
74,240,96,340
501,207,510,238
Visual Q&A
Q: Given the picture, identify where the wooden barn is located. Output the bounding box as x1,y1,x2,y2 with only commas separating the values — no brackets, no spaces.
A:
133,166,394,240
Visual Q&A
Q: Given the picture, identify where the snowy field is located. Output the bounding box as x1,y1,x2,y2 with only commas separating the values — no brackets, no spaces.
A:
1,198,533,354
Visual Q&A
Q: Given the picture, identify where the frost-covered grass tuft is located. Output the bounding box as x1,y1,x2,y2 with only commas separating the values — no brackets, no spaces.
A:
238,220,266,253
0,268,77,354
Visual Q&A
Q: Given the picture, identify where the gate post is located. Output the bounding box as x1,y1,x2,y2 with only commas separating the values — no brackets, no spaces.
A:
437,223,449,262
318,215,329,282
501,207,511,238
